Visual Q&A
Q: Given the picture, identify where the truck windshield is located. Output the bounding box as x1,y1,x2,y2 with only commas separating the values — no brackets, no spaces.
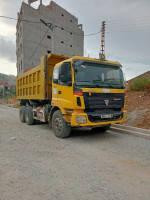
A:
74,62,125,89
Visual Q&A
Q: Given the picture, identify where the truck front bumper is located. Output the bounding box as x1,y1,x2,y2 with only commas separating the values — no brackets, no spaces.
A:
70,111,127,127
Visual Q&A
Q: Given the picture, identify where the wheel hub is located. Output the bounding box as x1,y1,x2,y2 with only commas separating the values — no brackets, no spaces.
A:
54,117,62,132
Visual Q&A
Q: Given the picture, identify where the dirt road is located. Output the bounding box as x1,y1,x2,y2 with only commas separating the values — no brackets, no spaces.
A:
0,105,150,200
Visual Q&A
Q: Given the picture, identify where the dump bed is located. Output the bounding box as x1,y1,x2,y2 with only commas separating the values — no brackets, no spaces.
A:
16,54,69,100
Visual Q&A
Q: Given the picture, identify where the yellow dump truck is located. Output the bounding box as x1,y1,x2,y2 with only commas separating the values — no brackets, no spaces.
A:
16,54,127,138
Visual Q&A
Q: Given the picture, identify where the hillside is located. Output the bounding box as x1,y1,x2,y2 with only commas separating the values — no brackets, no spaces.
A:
126,78,150,129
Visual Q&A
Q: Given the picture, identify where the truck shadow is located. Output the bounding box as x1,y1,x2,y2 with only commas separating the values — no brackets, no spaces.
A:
70,128,117,140
35,123,119,140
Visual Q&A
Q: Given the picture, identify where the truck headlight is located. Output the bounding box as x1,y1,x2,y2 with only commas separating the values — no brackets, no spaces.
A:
76,115,87,124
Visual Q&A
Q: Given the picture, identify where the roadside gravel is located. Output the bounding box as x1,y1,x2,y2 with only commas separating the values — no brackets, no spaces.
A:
0,105,150,200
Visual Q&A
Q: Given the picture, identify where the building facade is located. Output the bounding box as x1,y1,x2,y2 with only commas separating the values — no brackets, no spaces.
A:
16,1,84,75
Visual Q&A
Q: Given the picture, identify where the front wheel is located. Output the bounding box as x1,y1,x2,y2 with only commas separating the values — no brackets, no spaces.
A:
52,110,71,138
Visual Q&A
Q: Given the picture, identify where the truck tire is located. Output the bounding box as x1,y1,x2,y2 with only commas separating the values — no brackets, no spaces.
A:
19,106,26,123
52,110,71,138
25,106,34,125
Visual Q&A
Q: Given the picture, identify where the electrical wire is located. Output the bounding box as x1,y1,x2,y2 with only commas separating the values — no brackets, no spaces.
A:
1,15,150,35
0,15,101,37
0,15,41,23
106,15,150,23
24,27,49,68
55,25,101,36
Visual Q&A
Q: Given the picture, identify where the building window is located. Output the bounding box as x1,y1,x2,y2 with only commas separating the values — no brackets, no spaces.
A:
70,32,72,35
20,44,22,54
61,41,64,44
61,14,64,17
47,35,51,39
61,27,64,30
70,45,72,47
70,19,72,22
47,50,51,54
21,61,22,70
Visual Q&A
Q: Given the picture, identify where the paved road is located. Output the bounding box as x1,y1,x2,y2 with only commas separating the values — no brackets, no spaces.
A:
0,105,150,200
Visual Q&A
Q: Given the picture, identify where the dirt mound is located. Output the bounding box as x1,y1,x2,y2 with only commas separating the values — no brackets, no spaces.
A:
126,89,150,129
0,96,19,108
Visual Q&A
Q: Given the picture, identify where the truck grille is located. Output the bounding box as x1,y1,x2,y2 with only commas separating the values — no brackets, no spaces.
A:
83,92,124,122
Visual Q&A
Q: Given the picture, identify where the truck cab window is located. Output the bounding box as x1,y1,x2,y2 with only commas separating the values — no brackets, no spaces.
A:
53,67,60,84
59,63,72,86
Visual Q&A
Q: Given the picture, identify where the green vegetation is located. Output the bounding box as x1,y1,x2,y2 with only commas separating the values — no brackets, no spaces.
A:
0,89,16,99
129,78,150,91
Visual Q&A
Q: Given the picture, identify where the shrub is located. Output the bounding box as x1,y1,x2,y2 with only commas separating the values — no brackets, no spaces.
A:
129,78,150,91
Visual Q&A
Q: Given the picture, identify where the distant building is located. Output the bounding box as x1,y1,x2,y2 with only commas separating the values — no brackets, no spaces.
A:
0,73,16,89
16,0,84,75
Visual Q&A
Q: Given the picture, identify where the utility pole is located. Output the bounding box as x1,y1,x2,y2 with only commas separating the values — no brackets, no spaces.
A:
0,75,5,99
40,19,57,53
99,21,106,60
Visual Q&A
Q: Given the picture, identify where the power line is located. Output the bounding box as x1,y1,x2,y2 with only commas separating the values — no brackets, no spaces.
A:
105,28,150,34
0,15,101,37
106,15,150,23
24,28,49,68
1,15,150,35
0,15,40,23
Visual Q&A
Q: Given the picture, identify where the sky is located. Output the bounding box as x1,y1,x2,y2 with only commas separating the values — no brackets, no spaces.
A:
0,0,150,80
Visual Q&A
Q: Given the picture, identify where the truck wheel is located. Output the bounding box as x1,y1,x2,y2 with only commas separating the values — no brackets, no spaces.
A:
52,110,71,138
25,106,34,125
19,106,26,123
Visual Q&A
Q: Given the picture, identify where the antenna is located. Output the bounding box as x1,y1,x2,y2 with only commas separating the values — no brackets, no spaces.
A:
99,21,106,60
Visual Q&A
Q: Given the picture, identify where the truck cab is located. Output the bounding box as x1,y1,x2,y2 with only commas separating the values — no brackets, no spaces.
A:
50,56,127,137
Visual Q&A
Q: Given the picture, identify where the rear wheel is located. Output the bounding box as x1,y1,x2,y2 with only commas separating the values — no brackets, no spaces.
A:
52,110,71,138
19,106,26,123
101,125,111,132
25,106,34,125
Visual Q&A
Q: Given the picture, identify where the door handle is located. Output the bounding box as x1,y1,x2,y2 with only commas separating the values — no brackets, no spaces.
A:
58,90,61,94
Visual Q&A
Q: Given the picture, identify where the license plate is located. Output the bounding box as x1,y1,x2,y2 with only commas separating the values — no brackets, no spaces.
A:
101,114,113,119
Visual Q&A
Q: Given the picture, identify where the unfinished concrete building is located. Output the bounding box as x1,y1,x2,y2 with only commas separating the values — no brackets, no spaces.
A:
16,0,84,75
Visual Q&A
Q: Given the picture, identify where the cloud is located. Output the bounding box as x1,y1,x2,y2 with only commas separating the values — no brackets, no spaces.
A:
0,36,16,62
122,62,150,80
0,0,150,79
0,58,16,75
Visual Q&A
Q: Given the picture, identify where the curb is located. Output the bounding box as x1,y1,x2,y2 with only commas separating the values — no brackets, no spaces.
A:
110,124,150,140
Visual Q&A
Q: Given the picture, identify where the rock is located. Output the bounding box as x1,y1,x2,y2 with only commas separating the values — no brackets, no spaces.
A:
9,137,17,140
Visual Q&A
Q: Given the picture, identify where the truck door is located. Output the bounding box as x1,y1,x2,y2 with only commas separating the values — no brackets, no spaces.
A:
52,62,74,110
